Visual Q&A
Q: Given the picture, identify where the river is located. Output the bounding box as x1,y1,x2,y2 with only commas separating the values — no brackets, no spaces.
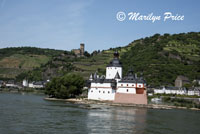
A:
0,93,199,134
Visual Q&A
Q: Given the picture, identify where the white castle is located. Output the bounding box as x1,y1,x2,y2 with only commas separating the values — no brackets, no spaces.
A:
88,51,147,104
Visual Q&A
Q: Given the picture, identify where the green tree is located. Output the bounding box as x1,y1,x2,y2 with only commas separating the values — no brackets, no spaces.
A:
45,73,85,99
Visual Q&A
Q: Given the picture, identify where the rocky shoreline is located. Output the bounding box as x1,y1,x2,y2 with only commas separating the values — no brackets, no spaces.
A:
44,97,200,111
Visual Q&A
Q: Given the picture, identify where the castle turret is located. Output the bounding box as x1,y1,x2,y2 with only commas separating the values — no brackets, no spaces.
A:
80,43,85,56
106,51,122,79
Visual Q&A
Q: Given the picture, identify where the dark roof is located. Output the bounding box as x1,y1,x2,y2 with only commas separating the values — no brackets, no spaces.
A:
114,72,120,79
165,86,179,90
107,51,122,67
7,80,15,84
94,72,98,79
107,58,122,67
176,75,189,81
119,69,146,83
33,81,44,85
91,78,116,83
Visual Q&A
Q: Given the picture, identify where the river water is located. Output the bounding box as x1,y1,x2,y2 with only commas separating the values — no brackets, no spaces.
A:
0,93,199,134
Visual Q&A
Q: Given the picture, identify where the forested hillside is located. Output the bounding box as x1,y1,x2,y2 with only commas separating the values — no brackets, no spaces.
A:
120,32,200,86
1,32,200,86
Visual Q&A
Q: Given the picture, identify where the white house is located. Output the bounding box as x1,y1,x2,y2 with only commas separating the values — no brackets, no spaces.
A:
28,81,44,89
188,88,200,96
154,87,165,94
6,80,16,88
154,87,187,95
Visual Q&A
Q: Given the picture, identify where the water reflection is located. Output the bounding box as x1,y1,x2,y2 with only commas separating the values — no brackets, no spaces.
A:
1,93,200,134
87,105,147,134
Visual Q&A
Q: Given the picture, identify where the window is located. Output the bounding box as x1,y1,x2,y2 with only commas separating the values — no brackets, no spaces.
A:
108,91,110,94
99,91,101,93
127,84,128,86
127,89,129,92
121,84,123,86
91,90,93,93
132,84,134,86
103,91,105,93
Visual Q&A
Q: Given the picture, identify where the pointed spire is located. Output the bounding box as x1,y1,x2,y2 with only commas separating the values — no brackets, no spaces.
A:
89,73,94,80
114,72,120,79
94,71,97,79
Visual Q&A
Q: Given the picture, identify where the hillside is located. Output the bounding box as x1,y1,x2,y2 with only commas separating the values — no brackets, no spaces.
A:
121,32,200,86
0,32,200,86
0,47,66,79
73,32,200,86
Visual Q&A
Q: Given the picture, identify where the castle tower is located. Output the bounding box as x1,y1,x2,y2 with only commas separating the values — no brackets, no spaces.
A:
106,51,122,79
80,43,85,56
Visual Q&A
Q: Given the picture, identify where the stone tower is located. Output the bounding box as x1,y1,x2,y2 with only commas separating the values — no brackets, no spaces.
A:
80,43,85,56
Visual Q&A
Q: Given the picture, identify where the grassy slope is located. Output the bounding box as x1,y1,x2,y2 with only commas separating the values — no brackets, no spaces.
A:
0,47,64,78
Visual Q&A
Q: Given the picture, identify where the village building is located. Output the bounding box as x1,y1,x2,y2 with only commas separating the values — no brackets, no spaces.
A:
188,87,200,96
175,75,190,88
72,43,85,57
28,81,45,89
5,80,17,88
154,86,187,95
88,51,147,105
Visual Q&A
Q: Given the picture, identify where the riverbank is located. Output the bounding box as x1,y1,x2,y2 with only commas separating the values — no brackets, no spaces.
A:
44,97,200,111
0,88,45,94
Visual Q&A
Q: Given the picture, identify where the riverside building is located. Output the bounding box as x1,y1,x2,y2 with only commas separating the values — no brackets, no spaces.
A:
88,51,147,104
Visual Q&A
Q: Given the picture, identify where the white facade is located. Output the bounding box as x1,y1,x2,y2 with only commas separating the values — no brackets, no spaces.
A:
33,84,44,88
88,83,115,100
22,80,28,87
117,83,138,94
153,87,199,96
154,88,165,94
106,67,122,79
176,90,186,95
187,90,199,96
28,83,34,88
5,83,15,87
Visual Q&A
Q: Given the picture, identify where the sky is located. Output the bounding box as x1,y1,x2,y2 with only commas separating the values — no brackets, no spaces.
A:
0,0,200,52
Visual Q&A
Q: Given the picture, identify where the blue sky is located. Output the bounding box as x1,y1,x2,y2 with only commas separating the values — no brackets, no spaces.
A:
0,0,200,52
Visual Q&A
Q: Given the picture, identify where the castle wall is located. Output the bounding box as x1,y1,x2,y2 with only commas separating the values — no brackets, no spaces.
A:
88,82,115,100
114,91,147,105
72,49,81,55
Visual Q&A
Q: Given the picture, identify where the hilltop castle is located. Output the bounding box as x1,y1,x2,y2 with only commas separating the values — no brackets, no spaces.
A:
88,51,147,105
72,43,85,57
